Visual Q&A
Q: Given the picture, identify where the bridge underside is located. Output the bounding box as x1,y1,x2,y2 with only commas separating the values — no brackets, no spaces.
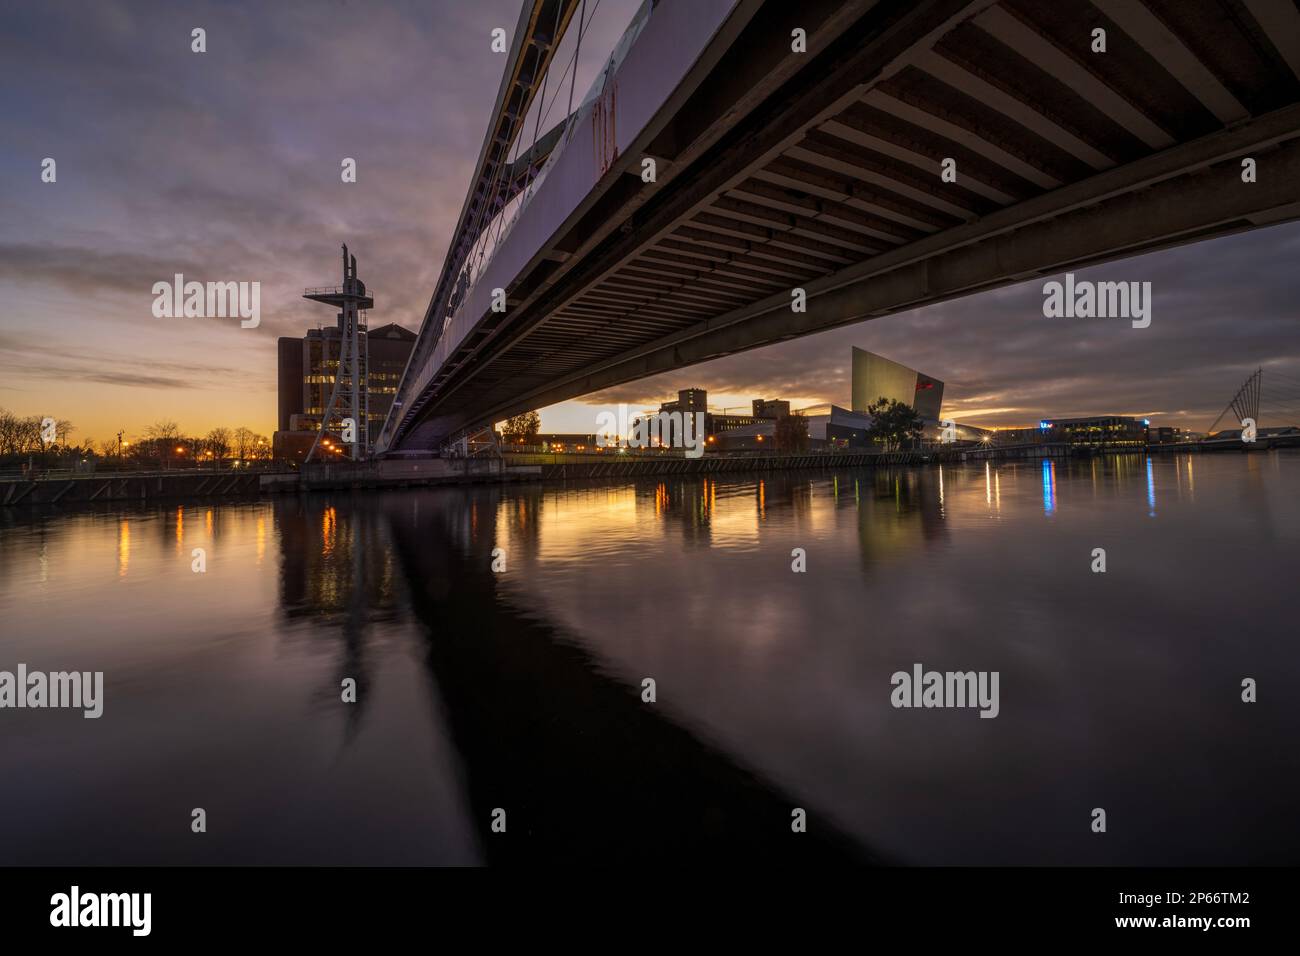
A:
392,0,1300,452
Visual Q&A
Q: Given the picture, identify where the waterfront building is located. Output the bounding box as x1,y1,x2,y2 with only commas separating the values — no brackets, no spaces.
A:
1148,425,1192,443
367,324,419,435
275,322,416,461
752,399,790,419
645,389,799,442
711,405,874,451
657,388,708,418
851,347,944,420
1040,415,1149,447
807,405,874,449
709,421,774,451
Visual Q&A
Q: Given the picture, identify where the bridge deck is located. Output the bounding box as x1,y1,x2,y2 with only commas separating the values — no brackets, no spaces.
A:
383,0,1300,453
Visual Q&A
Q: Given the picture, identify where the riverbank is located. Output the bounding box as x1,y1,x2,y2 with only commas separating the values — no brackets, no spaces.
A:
6,437,1284,506
0,444,1070,505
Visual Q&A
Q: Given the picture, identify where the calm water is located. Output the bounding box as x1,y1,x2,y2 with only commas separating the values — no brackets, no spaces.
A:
2,452,1297,865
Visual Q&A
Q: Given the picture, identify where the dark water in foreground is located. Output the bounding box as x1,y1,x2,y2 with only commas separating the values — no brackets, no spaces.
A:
1,452,1297,866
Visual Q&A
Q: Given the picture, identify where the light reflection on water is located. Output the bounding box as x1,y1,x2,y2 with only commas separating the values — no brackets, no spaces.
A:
1,451,1297,865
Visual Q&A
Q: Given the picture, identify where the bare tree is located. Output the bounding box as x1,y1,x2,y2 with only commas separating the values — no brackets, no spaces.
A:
18,417,42,454
145,420,180,441
0,410,20,456
205,427,232,469
143,421,182,466
232,426,257,462
249,434,271,461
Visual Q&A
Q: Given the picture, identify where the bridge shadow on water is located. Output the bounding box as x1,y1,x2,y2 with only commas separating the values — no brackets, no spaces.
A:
376,487,882,866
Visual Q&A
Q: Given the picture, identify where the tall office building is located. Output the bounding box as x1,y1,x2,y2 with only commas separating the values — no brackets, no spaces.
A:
646,388,710,447
752,399,790,419
671,388,708,416
366,323,418,436
850,347,944,420
651,389,797,440
277,338,304,433
275,322,416,459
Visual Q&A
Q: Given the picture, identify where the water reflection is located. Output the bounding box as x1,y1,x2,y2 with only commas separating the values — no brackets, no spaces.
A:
1146,457,1156,516
117,517,129,577
1,452,1298,865
378,487,873,864
277,499,403,743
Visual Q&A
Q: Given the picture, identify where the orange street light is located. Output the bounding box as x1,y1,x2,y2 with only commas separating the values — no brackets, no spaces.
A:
175,446,185,454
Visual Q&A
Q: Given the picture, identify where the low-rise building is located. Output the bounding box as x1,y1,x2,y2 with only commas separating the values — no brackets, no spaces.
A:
1041,415,1149,447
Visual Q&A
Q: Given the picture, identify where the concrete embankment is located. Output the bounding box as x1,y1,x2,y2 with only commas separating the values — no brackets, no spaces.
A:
0,470,268,507
298,457,540,490
0,459,535,507
1,443,1093,506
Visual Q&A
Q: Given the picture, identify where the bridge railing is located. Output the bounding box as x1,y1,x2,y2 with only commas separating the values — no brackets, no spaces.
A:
380,0,661,452
467,0,656,287
303,285,379,299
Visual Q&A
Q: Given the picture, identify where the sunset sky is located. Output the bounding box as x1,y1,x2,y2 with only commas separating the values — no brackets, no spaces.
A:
3,0,1299,446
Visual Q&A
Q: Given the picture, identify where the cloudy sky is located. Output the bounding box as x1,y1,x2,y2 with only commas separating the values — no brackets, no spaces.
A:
2,0,1298,445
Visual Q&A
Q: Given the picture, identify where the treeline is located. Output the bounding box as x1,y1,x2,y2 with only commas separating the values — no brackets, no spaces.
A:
0,411,272,469
110,422,274,467
0,411,79,458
